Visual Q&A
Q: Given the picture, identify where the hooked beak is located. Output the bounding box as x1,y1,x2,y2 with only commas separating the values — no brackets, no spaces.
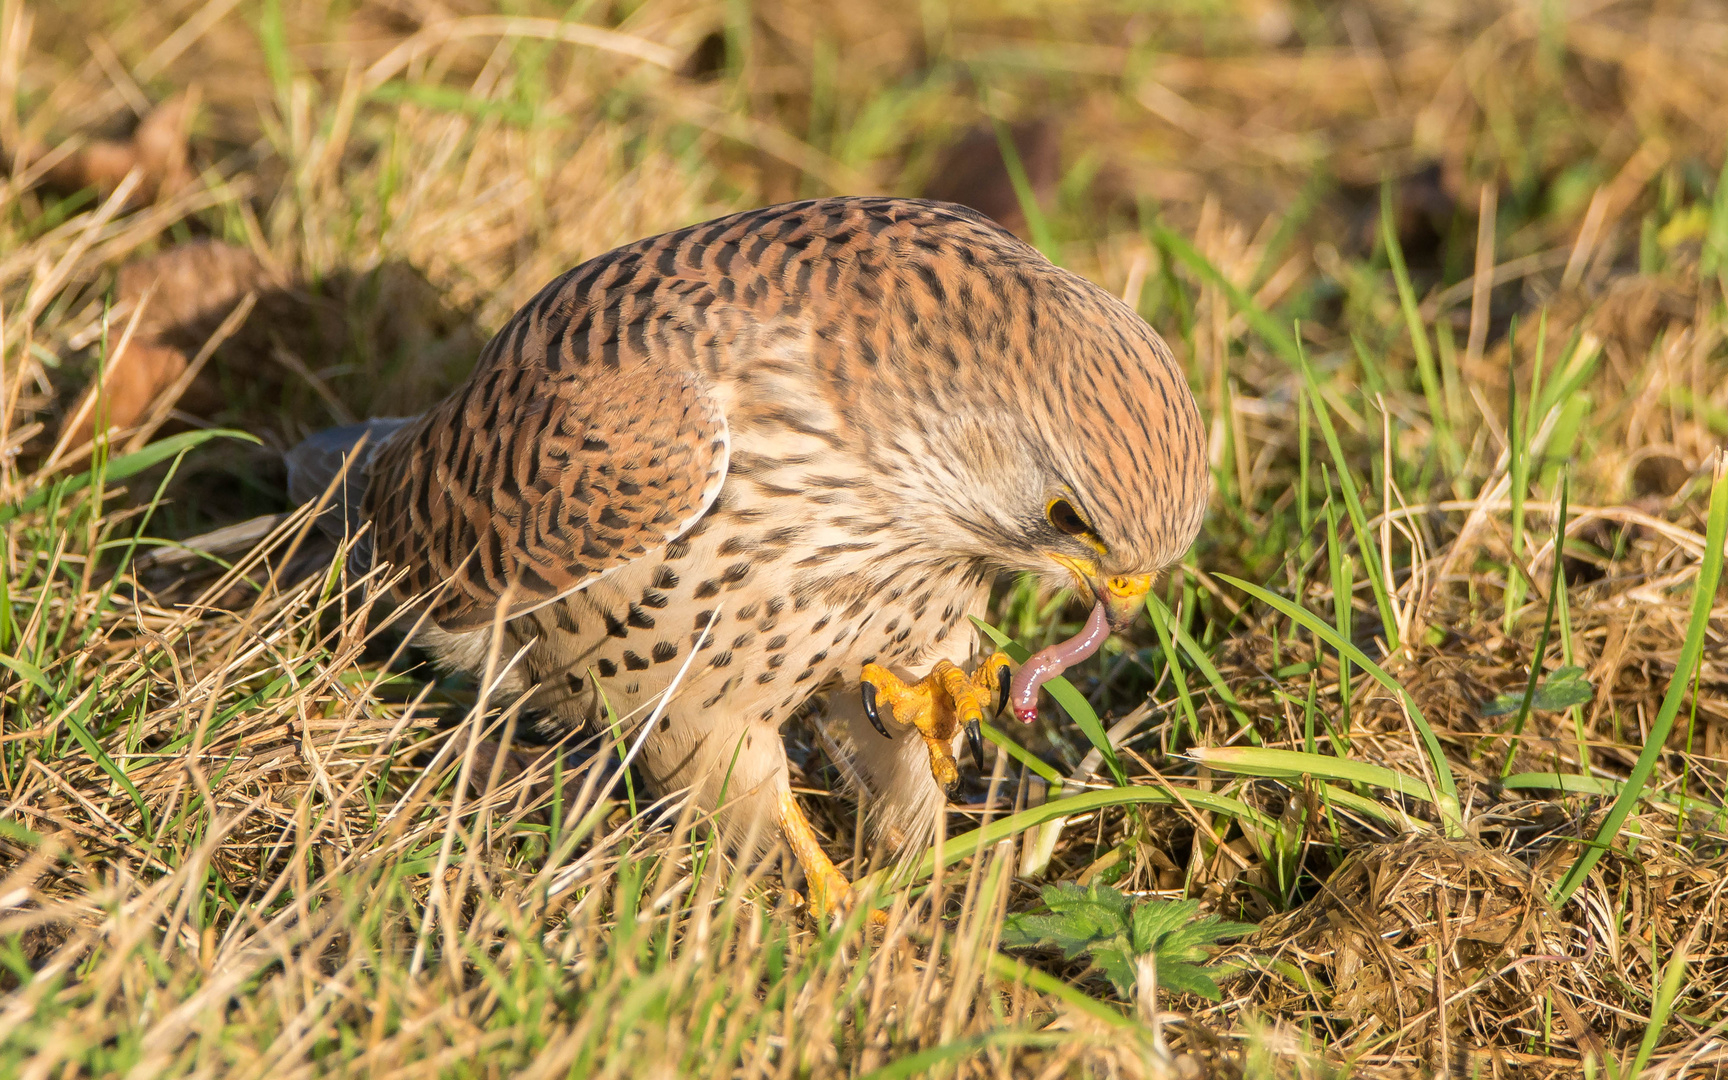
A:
1099,572,1153,630
1050,556,1153,632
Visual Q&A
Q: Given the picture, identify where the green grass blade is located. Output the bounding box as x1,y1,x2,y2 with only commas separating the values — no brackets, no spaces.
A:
1149,223,1302,367
0,654,58,700
1189,746,1429,802
1504,314,1543,633
1550,460,1728,907
982,955,1134,1031
1630,932,1692,1078
987,114,1055,260
856,1031,1076,1079
0,817,43,845
1146,594,1254,738
1299,341,1400,652
1502,772,1720,818
1191,744,1429,830
1315,780,1432,831
1380,182,1456,471
978,720,1063,786
368,81,544,127
60,697,151,836
1217,573,1461,833
973,616,1127,786
258,0,293,100
1502,473,1569,777
0,430,259,527
1703,155,1728,277
1324,486,1355,738
1147,590,1203,745
879,784,1282,889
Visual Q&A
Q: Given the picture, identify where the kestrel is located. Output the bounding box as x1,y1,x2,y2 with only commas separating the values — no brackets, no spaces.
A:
287,197,1207,915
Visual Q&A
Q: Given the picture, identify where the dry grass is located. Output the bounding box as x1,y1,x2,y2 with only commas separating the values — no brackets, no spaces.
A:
3,0,1728,1076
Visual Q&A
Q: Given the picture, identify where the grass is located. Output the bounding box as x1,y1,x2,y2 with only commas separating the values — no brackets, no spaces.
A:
3,0,1728,1076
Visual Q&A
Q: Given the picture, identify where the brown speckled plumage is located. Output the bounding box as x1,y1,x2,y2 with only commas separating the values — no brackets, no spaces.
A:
289,196,1207,902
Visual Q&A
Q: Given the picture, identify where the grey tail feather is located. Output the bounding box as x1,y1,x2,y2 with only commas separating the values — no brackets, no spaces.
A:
284,418,415,563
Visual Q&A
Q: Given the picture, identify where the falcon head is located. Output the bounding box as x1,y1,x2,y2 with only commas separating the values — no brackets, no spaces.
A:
917,273,1208,633
1027,317,1208,631
1037,496,1163,631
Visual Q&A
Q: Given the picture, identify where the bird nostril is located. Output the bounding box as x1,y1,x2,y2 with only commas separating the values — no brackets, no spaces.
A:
1106,573,1152,598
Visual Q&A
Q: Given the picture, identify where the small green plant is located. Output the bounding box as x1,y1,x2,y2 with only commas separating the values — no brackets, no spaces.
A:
1479,665,1595,717
1000,884,1255,1002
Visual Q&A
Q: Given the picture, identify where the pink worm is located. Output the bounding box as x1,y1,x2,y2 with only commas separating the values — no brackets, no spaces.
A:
1009,600,1108,724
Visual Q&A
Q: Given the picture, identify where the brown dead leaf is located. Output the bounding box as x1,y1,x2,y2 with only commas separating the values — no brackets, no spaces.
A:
70,339,189,439
36,89,199,205
55,239,266,447
113,238,275,337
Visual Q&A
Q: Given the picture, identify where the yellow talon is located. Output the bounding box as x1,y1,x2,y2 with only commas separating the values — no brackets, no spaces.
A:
859,652,1012,794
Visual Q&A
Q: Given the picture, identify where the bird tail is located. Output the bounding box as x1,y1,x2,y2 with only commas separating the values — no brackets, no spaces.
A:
284,417,415,553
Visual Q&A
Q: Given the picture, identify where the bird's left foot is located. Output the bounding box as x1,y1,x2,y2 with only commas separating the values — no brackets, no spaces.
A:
858,653,1012,793
776,787,887,927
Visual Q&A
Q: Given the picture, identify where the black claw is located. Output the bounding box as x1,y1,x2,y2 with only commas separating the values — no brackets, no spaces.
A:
966,719,986,772
861,681,891,739
995,665,1011,717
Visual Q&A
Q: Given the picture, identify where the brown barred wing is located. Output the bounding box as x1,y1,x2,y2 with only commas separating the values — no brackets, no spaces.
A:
362,329,730,633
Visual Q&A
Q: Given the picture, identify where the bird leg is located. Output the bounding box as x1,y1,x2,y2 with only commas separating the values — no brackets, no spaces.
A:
858,653,1012,792
775,786,855,918
775,786,889,926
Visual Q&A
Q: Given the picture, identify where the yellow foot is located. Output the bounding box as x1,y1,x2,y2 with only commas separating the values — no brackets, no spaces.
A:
858,653,1012,794
776,787,886,926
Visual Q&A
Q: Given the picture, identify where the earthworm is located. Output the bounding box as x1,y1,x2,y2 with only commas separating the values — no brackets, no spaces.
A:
1009,600,1108,723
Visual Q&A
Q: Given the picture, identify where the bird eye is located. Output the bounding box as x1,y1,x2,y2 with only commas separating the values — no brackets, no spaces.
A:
1045,498,1094,539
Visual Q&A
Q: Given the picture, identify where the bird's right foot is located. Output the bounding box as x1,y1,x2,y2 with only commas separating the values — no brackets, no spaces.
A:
857,654,1012,794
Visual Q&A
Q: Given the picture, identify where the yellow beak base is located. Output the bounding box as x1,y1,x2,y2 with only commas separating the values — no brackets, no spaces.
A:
1101,573,1153,630
1049,556,1152,631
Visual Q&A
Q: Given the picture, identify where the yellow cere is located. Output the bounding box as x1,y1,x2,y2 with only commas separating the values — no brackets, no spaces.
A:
1050,553,1100,597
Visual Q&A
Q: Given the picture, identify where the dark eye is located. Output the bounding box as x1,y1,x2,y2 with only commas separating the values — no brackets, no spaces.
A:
1046,498,1093,538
